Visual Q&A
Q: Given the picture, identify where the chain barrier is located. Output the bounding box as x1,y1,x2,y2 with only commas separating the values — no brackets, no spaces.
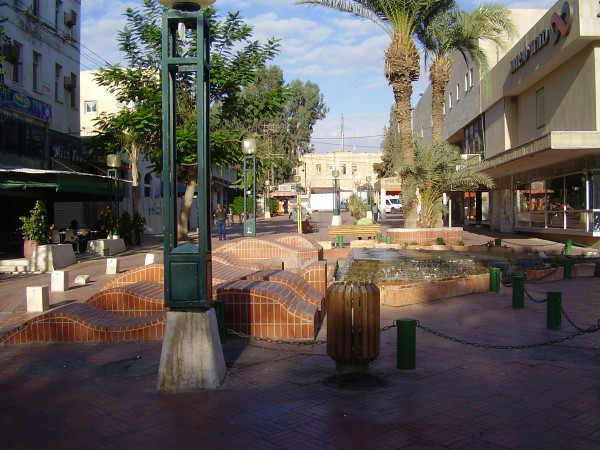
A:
226,328,327,346
502,239,561,248
560,306,591,333
416,320,600,350
524,287,547,303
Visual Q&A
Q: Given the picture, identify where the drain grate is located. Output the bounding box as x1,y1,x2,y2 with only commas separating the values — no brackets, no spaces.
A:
531,346,600,365
16,355,86,378
99,356,160,378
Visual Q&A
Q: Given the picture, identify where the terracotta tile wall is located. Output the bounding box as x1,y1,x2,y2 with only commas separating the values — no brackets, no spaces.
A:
387,227,463,245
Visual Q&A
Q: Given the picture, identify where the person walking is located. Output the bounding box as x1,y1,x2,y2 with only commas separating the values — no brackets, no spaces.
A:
372,203,379,224
214,203,227,240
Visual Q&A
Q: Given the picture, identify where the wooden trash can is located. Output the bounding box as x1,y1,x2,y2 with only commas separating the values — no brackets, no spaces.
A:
326,282,380,373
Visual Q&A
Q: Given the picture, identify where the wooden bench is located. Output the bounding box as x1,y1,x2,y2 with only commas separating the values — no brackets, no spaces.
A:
328,224,381,239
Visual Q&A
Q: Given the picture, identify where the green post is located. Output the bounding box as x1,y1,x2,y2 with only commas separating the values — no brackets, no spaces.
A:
386,235,392,244
512,276,525,309
212,300,225,342
377,232,382,242
397,318,416,370
337,235,344,249
490,267,501,293
495,238,502,246
547,292,562,329
436,237,444,245
564,239,572,256
562,259,573,279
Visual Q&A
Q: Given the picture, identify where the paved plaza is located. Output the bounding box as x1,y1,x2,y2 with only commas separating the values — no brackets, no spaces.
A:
0,212,598,449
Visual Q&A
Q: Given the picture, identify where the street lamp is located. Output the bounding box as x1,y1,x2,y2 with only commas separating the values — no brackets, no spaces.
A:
157,0,226,392
293,174,302,233
366,175,373,220
242,138,256,237
264,179,271,219
106,153,121,233
331,169,341,226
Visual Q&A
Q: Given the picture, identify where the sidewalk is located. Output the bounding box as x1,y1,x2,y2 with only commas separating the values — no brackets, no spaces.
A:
0,214,598,448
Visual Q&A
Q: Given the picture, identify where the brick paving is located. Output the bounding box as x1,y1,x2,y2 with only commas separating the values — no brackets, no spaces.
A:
0,212,598,448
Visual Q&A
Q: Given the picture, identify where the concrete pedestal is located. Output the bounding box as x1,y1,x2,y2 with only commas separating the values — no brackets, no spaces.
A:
51,270,69,292
106,258,120,275
26,285,49,312
157,309,226,392
145,253,156,265
331,214,342,226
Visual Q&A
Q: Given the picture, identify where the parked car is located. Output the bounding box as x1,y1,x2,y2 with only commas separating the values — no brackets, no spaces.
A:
381,197,402,213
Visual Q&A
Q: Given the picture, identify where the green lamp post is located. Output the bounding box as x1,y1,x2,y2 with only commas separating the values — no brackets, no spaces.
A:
242,138,256,237
156,0,226,392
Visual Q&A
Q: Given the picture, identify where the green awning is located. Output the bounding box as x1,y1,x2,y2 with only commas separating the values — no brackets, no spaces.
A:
0,169,122,196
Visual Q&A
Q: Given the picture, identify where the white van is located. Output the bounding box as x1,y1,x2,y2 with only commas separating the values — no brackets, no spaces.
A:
381,197,402,213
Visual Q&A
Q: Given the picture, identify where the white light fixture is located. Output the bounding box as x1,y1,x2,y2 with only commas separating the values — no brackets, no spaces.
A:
106,154,121,168
242,138,256,155
157,0,216,12
265,179,270,187
332,169,340,178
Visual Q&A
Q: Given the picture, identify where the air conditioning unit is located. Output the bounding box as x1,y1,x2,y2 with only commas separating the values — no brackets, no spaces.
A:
460,153,481,162
64,10,77,28
64,75,77,90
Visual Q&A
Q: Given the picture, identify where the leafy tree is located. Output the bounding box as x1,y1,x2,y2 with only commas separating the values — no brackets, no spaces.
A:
418,4,514,141
348,193,367,220
0,25,9,96
398,139,494,228
297,0,456,228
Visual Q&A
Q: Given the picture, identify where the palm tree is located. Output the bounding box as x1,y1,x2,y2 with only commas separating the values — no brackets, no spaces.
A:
418,4,514,142
297,0,456,227
399,138,494,228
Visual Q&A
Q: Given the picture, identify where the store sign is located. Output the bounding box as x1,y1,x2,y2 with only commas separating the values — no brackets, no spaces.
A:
510,2,571,73
279,183,292,192
0,86,52,122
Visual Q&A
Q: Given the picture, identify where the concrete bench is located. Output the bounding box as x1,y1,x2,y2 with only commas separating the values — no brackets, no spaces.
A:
328,224,382,239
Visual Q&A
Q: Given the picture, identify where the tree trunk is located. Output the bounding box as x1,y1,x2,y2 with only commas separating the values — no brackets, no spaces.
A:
178,167,197,243
130,142,140,216
385,34,420,228
430,56,452,143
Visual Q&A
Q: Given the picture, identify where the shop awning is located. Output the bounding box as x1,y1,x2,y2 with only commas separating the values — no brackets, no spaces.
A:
0,168,121,196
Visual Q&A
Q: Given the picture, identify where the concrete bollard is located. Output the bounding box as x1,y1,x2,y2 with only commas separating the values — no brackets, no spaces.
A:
26,285,49,312
512,276,525,309
397,318,417,370
337,235,344,249
106,258,120,275
547,292,562,330
50,270,69,292
145,253,156,265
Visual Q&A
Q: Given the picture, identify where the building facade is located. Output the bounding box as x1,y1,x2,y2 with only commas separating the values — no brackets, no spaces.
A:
0,1,114,246
412,0,600,247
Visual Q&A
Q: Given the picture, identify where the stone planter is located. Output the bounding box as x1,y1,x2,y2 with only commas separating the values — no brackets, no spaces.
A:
525,266,564,282
23,239,38,259
30,244,76,273
490,246,515,254
451,245,470,252
572,263,595,277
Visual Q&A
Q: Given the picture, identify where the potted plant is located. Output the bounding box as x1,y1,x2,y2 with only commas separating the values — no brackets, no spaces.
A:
19,200,54,259
131,212,146,246
99,205,119,238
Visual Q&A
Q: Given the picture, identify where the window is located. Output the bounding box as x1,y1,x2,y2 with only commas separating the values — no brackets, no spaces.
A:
32,0,40,16
315,164,321,174
465,73,469,93
32,52,40,91
469,68,474,88
351,164,357,175
84,100,97,114
536,88,545,129
68,72,77,108
456,83,460,101
54,64,62,101
11,41,23,84
144,173,153,198
55,0,62,28
448,92,453,110
327,164,332,174
341,164,346,175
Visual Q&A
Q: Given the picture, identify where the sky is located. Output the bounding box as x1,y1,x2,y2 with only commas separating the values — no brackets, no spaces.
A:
80,0,558,154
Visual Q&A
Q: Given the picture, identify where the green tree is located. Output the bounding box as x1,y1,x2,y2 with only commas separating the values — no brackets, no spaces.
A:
0,24,9,95
418,4,514,141
399,139,494,228
374,107,400,178
297,0,456,227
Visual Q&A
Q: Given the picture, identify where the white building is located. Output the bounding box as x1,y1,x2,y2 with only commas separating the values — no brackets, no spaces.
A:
412,0,600,247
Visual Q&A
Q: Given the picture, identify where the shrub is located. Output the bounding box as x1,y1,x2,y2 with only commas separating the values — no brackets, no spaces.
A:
19,200,54,244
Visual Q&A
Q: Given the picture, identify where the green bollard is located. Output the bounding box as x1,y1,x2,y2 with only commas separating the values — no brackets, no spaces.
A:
436,237,444,245
212,300,226,342
490,267,501,293
564,239,572,256
547,292,562,330
337,235,344,249
386,235,392,244
397,318,416,370
495,238,502,246
562,259,573,279
512,276,525,309
377,232,382,242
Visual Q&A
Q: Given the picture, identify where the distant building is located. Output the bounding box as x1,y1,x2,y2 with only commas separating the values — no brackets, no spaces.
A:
412,0,600,246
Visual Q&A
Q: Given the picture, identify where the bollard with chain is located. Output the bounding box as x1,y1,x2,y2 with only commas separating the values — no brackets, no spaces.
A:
561,259,573,279
490,268,501,293
564,239,572,256
396,318,416,370
337,235,344,249
547,292,562,330
512,275,525,308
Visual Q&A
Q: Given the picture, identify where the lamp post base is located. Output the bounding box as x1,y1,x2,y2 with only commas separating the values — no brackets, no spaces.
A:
157,309,226,392
265,211,271,219
331,214,342,226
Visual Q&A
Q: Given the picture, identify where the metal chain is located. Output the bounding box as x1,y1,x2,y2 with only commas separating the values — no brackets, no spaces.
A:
525,287,548,303
416,321,600,350
560,306,590,333
502,239,560,248
226,328,327,346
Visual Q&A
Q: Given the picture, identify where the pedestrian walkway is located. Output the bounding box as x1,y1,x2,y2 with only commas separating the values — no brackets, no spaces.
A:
0,213,598,448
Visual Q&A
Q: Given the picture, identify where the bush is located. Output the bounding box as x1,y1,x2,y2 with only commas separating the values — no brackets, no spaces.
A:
19,200,53,244
348,193,367,220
